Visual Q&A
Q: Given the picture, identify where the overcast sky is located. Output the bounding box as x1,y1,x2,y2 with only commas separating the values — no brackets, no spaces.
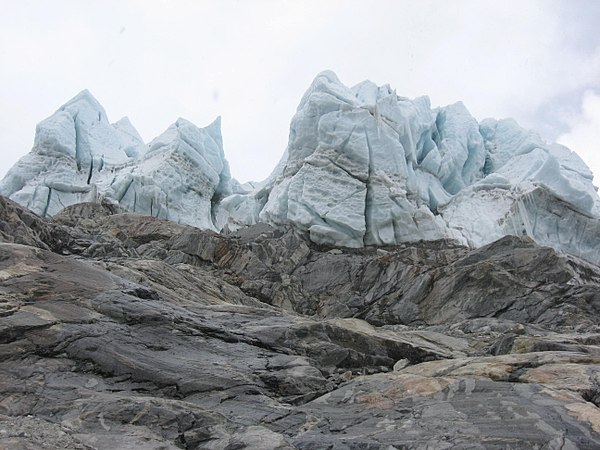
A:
1,0,599,183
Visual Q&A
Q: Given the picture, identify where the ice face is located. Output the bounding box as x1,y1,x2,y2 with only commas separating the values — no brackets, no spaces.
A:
107,116,232,230
242,71,600,264
112,117,146,158
0,92,233,229
0,89,146,212
57,89,141,167
256,71,452,247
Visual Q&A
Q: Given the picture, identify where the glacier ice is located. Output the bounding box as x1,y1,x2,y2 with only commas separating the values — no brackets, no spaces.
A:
0,91,234,229
1,73,599,266
228,71,600,264
256,71,454,248
105,117,234,230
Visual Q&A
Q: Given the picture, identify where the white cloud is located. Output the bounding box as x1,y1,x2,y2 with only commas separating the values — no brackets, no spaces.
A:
558,91,600,180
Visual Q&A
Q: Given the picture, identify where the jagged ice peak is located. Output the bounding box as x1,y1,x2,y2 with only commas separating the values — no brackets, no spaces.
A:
1,71,599,266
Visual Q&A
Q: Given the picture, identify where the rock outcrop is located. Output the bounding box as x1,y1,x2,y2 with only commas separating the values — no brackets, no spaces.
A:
2,195,600,448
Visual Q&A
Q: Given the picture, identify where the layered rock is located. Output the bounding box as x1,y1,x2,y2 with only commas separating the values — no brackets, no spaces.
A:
2,196,600,448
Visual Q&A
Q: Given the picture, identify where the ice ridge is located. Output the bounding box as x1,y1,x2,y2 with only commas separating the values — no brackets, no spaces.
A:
1,73,599,265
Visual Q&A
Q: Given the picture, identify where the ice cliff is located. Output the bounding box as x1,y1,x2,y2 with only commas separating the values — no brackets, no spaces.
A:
227,71,600,264
1,72,599,264
0,90,235,230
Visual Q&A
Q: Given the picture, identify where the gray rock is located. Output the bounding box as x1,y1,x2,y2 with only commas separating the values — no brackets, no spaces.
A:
2,197,600,448
393,358,409,371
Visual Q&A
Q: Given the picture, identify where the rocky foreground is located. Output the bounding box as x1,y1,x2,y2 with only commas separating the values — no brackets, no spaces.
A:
2,195,600,449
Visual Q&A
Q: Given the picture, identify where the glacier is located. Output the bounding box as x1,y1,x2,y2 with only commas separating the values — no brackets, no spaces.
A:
224,71,600,264
1,71,599,265
0,90,237,230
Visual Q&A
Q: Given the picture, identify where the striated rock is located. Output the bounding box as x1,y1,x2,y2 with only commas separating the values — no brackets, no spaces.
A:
289,368,600,448
2,197,600,447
